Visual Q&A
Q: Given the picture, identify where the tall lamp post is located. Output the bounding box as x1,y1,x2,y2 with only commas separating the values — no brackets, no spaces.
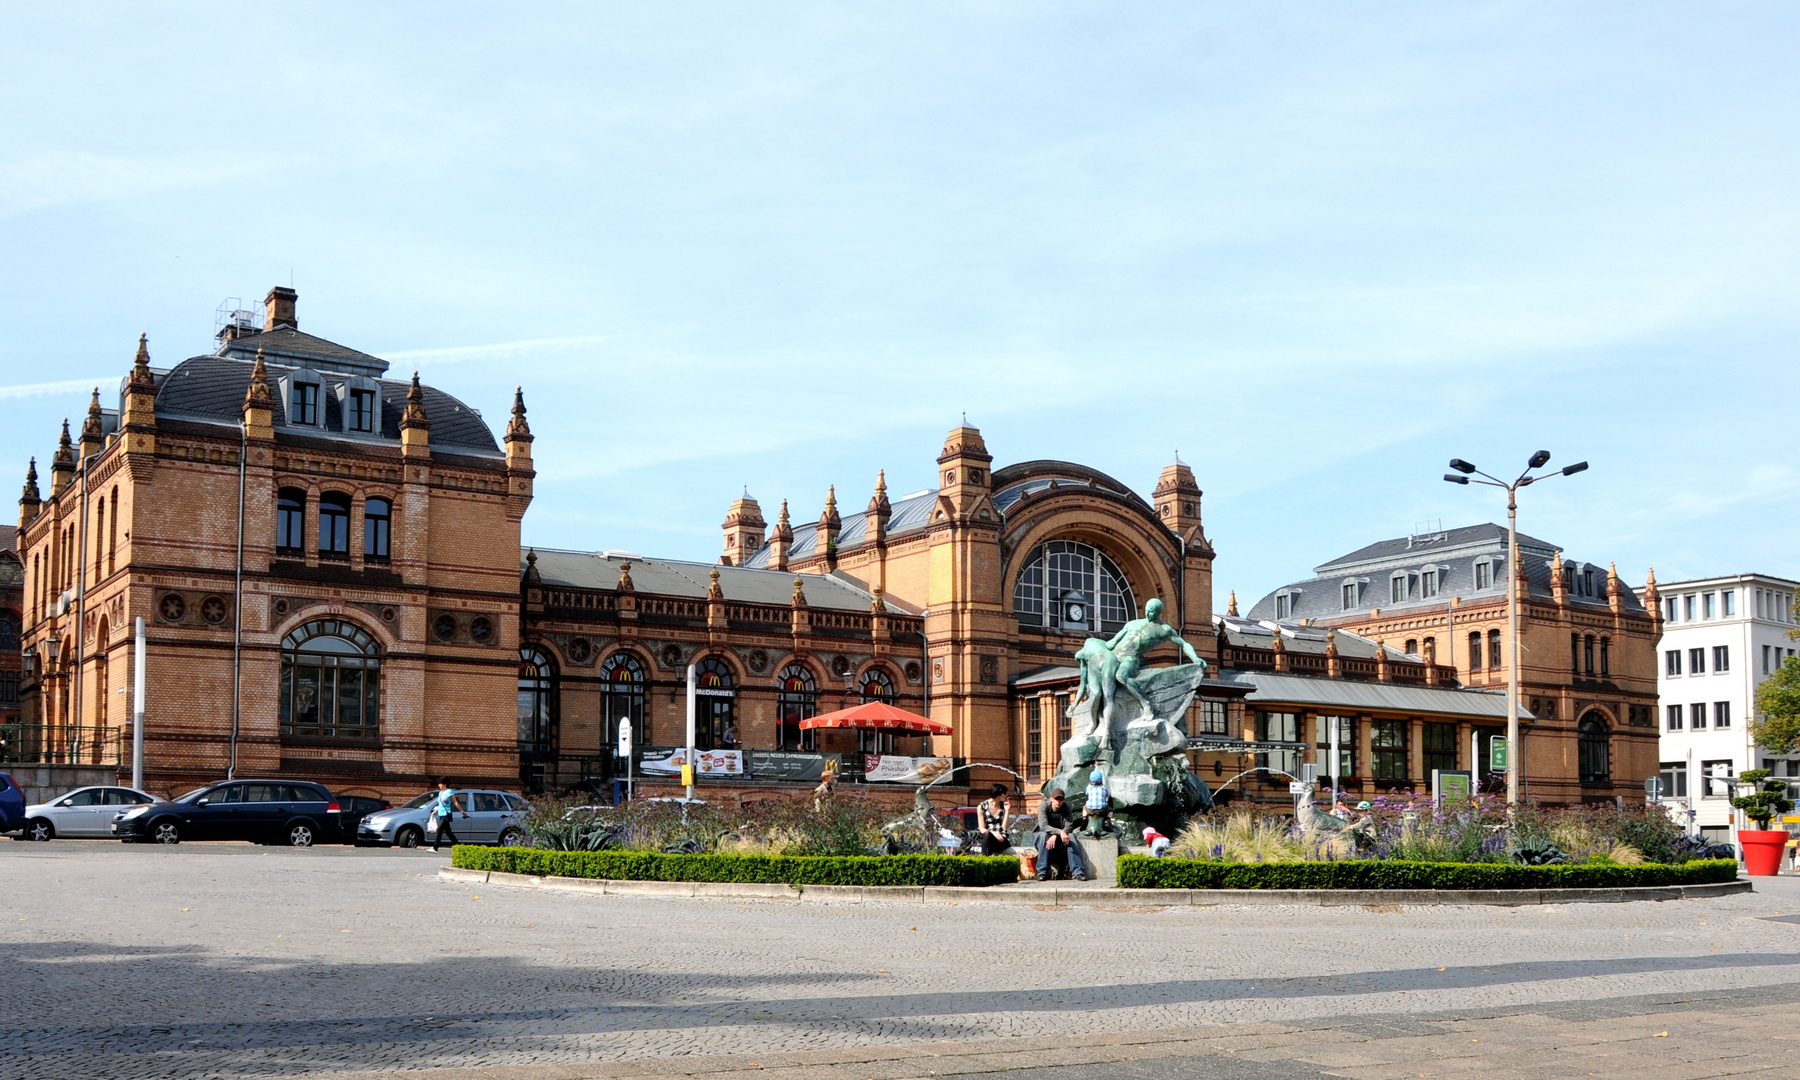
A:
1444,451,1587,806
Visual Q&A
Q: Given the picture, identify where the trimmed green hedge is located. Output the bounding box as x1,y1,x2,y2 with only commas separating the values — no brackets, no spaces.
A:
453,846,1020,887
1116,856,1740,890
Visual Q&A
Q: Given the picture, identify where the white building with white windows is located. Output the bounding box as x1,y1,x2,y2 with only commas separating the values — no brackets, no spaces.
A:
1656,573,1800,841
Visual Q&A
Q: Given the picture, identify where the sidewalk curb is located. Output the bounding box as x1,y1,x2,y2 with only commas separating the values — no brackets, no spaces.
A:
437,866,1750,906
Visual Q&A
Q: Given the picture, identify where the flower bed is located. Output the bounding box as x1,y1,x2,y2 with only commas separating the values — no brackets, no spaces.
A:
1117,856,1739,890
454,846,1021,887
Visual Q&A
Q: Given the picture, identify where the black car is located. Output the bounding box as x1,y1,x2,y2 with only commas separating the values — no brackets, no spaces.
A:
112,780,342,846
332,795,391,842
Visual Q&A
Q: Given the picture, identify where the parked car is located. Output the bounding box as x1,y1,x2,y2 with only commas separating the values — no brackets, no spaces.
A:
112,780,342,846
331,795,391,842
0,774,25,836
356,789,529,848
19,786,155,841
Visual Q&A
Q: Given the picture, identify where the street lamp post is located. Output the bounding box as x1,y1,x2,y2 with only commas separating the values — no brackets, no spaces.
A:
1443,451,1587,806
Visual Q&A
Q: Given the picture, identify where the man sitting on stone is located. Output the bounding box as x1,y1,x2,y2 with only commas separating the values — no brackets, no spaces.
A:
1034,788,1089,881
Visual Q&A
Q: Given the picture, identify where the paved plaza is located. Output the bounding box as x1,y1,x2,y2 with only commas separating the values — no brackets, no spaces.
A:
3,843,1799,1080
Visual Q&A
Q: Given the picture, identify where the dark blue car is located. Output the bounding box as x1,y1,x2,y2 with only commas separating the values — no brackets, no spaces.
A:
111,780,341,846
0,774,25,835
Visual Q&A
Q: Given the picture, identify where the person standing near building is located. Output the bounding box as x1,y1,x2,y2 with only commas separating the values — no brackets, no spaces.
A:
431,781,465,852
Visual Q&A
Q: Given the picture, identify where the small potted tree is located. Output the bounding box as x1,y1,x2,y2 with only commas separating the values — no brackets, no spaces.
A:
1731,770,1794,876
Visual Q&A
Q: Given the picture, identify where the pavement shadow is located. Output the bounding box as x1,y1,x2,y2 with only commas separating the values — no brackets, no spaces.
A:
7,939,1800,1079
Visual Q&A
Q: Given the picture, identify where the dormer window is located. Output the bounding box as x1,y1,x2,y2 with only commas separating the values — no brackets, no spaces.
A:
349,389,376,432
1341,582,1360,610
1474,560,1492,590
1275,591,1296,619
1421,568,1438,598
290,382,319,425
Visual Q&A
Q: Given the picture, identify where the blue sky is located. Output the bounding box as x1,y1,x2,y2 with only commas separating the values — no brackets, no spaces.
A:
2,4,1796,605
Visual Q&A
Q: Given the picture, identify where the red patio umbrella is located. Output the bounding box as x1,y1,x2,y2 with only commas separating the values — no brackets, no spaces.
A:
797,700,953,735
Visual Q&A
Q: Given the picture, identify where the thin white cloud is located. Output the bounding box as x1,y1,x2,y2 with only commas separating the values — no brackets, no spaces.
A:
0,151,271,217
0,378,110,401
382,335,623,366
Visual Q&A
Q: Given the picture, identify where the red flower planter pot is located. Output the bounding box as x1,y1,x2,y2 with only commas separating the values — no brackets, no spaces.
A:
1739,829,1789,877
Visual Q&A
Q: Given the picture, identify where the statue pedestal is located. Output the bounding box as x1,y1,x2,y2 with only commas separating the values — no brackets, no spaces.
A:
1074,834,1121,884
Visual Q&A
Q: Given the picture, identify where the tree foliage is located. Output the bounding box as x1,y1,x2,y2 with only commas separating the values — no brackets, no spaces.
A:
1752,655,1800,754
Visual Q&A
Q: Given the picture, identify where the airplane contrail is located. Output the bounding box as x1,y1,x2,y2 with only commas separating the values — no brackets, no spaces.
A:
0,378,110,401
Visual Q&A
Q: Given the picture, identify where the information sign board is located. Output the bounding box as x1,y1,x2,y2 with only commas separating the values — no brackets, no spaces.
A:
1489,737,1508,773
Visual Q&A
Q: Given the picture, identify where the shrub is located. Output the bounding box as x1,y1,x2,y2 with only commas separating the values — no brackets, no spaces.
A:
453,846,1020,887
1117,856,1738,890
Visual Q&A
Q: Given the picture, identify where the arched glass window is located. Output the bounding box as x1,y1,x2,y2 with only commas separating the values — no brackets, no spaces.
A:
1012,540,1135,634
1578,713,1611,785
318,492,351,559
518,646,556,752
277,488,306,555
859,668,894,702
695,656,736,749
776,663,817,751
364,498,391,560
600,651,646,759
280,619,380,742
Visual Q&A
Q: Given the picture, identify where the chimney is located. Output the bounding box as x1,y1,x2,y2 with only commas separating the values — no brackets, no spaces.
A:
264,286,298,331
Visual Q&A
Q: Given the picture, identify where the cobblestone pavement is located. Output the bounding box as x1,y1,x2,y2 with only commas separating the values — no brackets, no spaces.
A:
4,843,1799,1080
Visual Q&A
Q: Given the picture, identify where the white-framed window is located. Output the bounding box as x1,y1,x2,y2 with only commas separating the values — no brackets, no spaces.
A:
1689,702,1707,730
1722,590,1736,617
1703,592,1716,619
1764,644,1771,674
1714,701,1731,729
1666,597,1679,622
1689,647,1705,674
1713,645,1729,673
1701,760,1733,798
1665,704,1682,731
1658,761,1688,798
1684,594,1696,620
1665,649,1681,676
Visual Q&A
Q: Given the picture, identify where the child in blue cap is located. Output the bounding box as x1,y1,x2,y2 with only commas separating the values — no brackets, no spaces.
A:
1083,768,1111,836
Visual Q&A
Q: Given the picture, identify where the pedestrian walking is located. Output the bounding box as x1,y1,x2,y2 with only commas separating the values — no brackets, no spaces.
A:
430,780,466,852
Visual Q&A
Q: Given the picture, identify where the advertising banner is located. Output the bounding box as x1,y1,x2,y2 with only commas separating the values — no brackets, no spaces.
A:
745,751,839,782
639,748,745,776
863,754,955,785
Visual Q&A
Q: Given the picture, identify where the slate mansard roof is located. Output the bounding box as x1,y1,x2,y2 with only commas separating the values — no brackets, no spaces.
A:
1247,522,1646,622
739,460,1156,569
140,327,500,457
528,549,916,615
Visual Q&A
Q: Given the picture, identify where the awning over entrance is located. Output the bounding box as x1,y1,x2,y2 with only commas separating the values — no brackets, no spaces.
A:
797,701,953,735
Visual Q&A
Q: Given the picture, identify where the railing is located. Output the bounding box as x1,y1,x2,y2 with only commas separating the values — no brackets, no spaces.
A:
0,724,123,767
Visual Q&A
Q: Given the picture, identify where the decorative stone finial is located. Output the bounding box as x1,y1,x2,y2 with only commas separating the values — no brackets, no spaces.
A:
245,349,273,407
401,371,430,430
20,457,40,505
774,499,792,538
791,575,808,606
523,548,541,586
617,560,634,592
506,386,532,442
81,387,103,438
130,332,154,386
54,419,74,464
1226,590,1238,617
707,568,724,599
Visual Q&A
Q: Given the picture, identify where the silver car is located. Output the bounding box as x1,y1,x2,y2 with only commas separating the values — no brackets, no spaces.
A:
21,786,156,841
356,789,530,848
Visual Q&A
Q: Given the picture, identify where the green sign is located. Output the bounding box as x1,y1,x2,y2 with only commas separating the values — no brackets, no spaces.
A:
1434,769,1473,804
1489,737,1508,772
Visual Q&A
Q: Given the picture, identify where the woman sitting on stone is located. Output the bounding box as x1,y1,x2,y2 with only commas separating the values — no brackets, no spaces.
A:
977,785,1012,855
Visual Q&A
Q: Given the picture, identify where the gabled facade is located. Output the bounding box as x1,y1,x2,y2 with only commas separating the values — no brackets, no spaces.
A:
16,288,531,797
1249,524,1661,803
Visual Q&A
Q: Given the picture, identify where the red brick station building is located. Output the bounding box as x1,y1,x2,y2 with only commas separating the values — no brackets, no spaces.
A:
14,289,1643,806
